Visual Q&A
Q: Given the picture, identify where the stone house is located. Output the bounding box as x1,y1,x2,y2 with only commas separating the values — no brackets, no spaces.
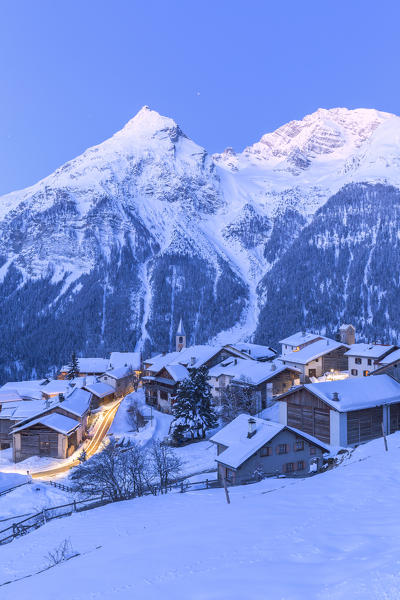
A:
210,414,329,485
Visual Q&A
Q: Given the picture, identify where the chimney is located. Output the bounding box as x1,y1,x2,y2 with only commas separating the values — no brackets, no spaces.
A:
234,358,237,365
247,417,257,438
58,393,65,403
270,363,277,371
332,392,339,401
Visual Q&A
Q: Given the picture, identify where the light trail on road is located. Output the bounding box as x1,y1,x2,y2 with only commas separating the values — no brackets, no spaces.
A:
31,400,122,479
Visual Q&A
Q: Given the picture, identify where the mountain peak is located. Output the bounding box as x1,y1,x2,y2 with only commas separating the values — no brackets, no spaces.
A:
239,107,394,166
116,106,183,142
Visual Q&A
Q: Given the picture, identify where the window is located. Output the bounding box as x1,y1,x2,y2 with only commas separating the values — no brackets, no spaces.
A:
225,468,234,482
260,446,272,457
310,446,317,456
363,370,369,377
308,369,317,377
367,359,372,366
284,462,294,473
295,439,304,452
277,443,288,455
355,358,362,365
297,461,305,470
351,369,358,376
178,336,183,343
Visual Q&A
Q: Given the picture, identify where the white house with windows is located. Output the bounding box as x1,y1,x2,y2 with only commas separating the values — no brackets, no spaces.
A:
345,344,397,377
279,337,349,382
279,332,323,356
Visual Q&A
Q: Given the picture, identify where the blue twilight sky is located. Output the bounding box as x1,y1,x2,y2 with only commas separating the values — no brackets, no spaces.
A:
0,0,400,195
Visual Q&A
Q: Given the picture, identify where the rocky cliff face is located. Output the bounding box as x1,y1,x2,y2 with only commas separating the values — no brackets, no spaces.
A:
1,106,400,381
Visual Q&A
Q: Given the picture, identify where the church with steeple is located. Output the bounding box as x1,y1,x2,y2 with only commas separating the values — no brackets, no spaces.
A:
176,318,186,352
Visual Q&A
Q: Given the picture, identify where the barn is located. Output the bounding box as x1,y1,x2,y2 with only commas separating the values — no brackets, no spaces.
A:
276,374,400,446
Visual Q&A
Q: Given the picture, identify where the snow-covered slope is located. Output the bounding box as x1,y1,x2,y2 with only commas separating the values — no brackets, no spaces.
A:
1,106,400,379
1,434,400,599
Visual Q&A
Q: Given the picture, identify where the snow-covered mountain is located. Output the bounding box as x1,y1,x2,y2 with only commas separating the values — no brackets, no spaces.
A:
1,106,400,380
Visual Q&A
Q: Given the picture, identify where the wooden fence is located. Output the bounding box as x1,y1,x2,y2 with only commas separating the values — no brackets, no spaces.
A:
0,481,29,498
0,477,220,546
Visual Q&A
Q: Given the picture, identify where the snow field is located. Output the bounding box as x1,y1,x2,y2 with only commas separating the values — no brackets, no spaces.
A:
1,433,400,598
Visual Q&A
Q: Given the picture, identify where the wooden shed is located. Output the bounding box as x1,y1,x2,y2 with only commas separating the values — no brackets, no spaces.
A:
12,413,81,462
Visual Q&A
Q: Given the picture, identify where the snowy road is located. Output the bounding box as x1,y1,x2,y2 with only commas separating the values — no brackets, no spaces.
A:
31,400,122,479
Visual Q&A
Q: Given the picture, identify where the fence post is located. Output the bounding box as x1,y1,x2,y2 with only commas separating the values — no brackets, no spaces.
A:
43,509,47,523
12,523,17,538
73,500,77,512
206,479,209,489
180,482,184,493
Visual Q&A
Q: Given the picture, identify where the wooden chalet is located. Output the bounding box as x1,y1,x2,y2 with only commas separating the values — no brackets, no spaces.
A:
276,374,400,446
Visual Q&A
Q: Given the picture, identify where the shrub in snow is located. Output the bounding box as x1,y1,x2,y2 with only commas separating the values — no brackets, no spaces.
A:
46,538,77,567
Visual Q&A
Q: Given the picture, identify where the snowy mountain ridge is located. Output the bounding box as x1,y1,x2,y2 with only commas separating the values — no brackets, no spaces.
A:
1,106,400,380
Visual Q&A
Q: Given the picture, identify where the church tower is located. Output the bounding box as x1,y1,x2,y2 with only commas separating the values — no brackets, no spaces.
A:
176,318,186,352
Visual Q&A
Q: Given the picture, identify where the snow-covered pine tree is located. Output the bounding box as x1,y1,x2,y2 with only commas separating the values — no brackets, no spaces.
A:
66,351,80,380
192,366,217,438
172,366,217,440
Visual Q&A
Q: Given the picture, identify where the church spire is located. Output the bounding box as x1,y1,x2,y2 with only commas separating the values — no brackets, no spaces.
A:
176,318,186,351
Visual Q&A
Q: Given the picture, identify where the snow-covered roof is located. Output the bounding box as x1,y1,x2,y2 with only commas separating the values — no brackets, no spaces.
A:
279,332,322,347
304,374,400,412
144,351,181,373
170,345,225,369
209,358,300,385
210,414,329,469
378,348,400,366
164,364,189,382
344,343,396,359
109,352,141,371
41,380,73,396
0,400,52,421
60,388,92,417
60,357,109,373
84,382,115,398
226,343,276,360
101,366,132,380
13,413,80,435
0,380,46,400
339,324,355,331
0,390,23,403
280,339,348,365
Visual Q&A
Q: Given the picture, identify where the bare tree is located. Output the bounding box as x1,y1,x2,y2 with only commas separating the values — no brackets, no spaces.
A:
70,439,134,500
149,440,182,494
220,380,260,424
127,398,145,432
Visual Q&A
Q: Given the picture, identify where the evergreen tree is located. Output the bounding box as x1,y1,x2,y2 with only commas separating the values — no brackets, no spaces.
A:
172,366,217,440
66,351,80,380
